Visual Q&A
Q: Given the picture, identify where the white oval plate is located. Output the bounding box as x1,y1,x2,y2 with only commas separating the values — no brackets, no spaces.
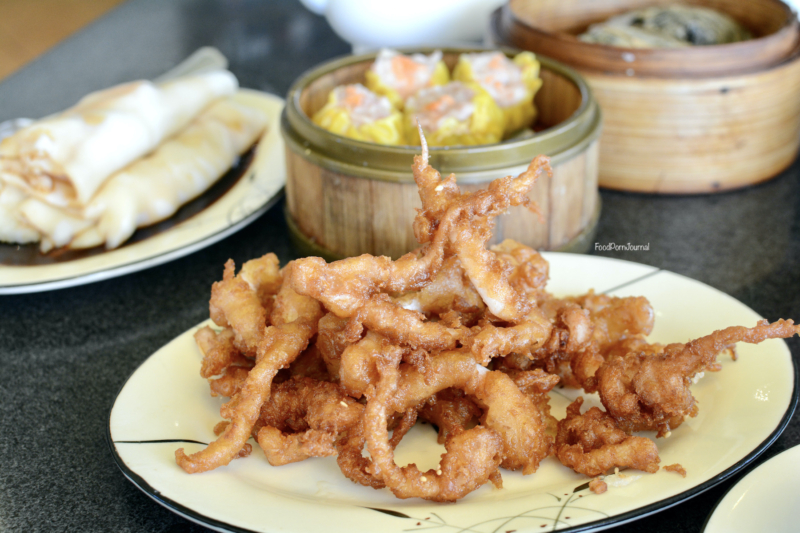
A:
108,253,797,533
703,444,800,533
0,90,285,294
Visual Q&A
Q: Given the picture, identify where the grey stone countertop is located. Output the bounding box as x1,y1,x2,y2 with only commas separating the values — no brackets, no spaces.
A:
0,0,798,531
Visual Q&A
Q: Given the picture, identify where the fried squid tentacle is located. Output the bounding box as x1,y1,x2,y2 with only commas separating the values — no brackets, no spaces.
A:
176,320,318,473
597,319,800,436
176,264,323,474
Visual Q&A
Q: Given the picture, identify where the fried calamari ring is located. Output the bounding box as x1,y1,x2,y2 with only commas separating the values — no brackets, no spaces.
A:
555,397,660,477
370,350,552,477
339,331,402,397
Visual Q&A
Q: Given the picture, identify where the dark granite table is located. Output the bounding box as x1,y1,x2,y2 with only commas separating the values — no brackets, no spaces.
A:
1,0,798,531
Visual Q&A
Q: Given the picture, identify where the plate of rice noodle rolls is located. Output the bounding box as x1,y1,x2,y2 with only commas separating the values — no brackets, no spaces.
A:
0,67,284,293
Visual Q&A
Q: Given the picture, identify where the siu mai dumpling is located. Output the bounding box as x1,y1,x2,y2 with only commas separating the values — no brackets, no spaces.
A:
312,84,405,145
453,51,543,136
404,81,504,147
365,49,449,110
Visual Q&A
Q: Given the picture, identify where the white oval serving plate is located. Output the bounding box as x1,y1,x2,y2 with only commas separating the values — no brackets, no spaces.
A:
703,444,800,533
108,253,797,533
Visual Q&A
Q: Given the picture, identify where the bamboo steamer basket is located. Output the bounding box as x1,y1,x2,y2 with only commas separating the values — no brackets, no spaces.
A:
281,48,602,260
491,0,800,193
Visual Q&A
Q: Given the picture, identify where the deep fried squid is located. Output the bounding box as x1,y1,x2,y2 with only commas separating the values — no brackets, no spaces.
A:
255,376,362,465
177,129,800,505
596,319,800,436
176,264,323,473
555,397,660,477
364,351,503,501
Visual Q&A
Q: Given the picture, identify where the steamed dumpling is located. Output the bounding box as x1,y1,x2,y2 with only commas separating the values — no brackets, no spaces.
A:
365,49,450,110
312,83,406,145
404,81,504,147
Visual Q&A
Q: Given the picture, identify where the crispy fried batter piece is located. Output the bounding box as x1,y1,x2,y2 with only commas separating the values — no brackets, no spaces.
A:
555,397,660,477
664,463,687,477
209,366,251,398
194,325,256,382
570,291,655,356
393,256,485,323
492,239,549,304
589,478,608,494
506,369,560,438
315,313,352,379
209,255,279,356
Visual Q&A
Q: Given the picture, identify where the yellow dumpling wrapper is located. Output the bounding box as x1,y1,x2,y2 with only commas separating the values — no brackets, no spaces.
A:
404,82,504,147
365,49,450,110
312,84,406,145
453,51,543,136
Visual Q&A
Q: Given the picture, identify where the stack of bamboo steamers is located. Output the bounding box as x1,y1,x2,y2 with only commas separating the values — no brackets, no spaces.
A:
491,0,800,193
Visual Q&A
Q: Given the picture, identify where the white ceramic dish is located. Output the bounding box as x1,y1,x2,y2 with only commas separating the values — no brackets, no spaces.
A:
108,253,797,533
299,0,506,52
0,90,285,295
703,444,800,533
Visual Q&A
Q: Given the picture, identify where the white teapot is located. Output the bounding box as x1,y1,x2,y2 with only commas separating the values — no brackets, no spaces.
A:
299,0,506,52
